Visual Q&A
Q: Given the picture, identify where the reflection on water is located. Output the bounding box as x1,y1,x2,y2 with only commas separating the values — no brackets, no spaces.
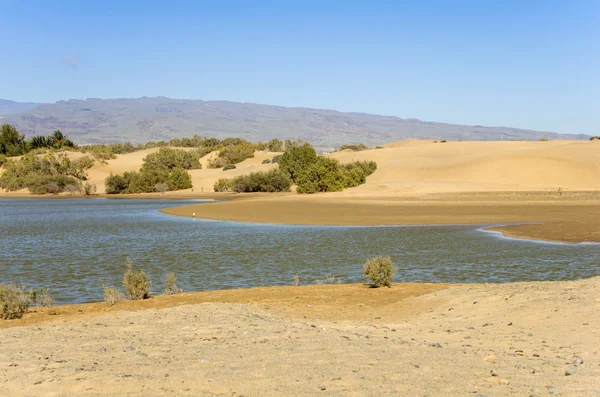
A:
1,198,599,304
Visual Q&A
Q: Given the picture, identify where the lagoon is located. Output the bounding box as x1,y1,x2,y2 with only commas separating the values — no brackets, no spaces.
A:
1,198,599,304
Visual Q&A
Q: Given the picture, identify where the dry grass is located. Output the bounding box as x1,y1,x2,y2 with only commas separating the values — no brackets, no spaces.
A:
122,258,151,300
362,256,396,288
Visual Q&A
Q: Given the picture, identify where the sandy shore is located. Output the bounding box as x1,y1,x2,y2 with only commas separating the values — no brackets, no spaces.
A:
162,192,600,244
1,278,598,396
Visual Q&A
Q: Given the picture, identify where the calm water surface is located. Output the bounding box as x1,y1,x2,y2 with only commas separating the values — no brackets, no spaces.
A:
1,198,599,304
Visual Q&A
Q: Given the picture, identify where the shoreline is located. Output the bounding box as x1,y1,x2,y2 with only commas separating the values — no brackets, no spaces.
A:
161,192,600,244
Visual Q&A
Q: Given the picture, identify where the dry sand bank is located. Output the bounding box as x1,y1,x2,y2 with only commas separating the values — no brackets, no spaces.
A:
162,192,600,243
1,278,598,396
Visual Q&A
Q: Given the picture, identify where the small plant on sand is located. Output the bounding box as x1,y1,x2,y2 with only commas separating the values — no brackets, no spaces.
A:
101,283,124,306
362,256,396,288
122,257,152,300
164,272,180,295
28,288,54,308
293,273,300,286
0,284,32,319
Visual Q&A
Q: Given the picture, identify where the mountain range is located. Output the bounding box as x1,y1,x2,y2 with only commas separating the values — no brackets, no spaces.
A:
0,97,587,149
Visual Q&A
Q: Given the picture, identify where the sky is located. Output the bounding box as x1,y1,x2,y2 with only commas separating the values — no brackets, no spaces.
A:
0,0,598,134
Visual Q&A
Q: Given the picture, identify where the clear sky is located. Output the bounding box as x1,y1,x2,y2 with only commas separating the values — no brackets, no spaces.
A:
0,0,598,134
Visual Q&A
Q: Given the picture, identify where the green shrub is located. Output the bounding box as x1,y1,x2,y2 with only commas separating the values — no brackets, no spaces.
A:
101,284,123,306
0,124,27,156
362,256,396,288
122,258,151,300
214,178,232,192
337,143,369,152
216,144,255,165
207,156,227,168
271,155,281,163
261,159,271,164
278,142,318,182
166,168,192,190
296,157,347,194
0,153,94,194
105,173,131,194
141,148,201,172
0,154,7,167
223,164,236,171
164,272,180,295
214,169,292,193
267,138,283,152
0,284,32,319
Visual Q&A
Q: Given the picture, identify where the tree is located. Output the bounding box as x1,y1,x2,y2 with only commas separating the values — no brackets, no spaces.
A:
0,124,27,156
51,130,74,149
166,168,192,191
267,138,283,152
278,142,318,182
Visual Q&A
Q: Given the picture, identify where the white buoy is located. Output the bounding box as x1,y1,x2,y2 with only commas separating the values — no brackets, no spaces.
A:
192,212,196,221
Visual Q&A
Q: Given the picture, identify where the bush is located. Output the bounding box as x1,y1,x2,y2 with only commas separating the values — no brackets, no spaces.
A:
122,258,151,300
590,136,600,141
337,143,369,152
207,156,227,168
0,284,31,319
155,182,168,195
213,178,232,192
105,149,195,194
141,148,201,172
28,288,54,308
214,169,292,193
101,284,123,306
262,159,271,164
0,154,6,168
223,164,236,171
362,256,396,288
82,182,96,196
164,272,180,295
166,168,192,190
296,157,347,194
216,144,255,165
267,138,283,152
105,173,131,194
271,155,281,163
278,142,318,182
0,153,94,194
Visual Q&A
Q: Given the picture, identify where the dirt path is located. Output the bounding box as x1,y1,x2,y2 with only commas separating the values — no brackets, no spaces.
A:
1,278,598,396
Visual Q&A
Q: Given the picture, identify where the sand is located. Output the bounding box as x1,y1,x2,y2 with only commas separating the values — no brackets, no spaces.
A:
1,278,599,396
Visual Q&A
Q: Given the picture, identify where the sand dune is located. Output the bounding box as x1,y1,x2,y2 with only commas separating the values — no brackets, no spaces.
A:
2,140,599,195
85,149,280,194
330,140,600,195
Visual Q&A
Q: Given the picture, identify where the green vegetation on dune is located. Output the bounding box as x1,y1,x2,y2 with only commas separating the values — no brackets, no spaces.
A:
0,152,95,194
214,141,377,194
214,169,292,193
105,148,199,194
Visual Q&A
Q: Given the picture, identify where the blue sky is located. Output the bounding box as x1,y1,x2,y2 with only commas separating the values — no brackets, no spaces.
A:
0,0,598,134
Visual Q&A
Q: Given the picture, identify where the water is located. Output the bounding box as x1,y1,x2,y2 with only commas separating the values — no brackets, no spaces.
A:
1,198,599,304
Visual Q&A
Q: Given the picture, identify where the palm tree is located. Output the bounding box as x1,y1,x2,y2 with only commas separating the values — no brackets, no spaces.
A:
29,135,53,149
51,130,75,149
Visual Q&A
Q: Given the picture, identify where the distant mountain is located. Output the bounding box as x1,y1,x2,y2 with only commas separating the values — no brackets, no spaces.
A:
2,97,588,149
0,99,40,116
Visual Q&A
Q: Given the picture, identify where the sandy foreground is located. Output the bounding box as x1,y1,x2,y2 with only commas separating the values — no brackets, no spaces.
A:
1,278,599,396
